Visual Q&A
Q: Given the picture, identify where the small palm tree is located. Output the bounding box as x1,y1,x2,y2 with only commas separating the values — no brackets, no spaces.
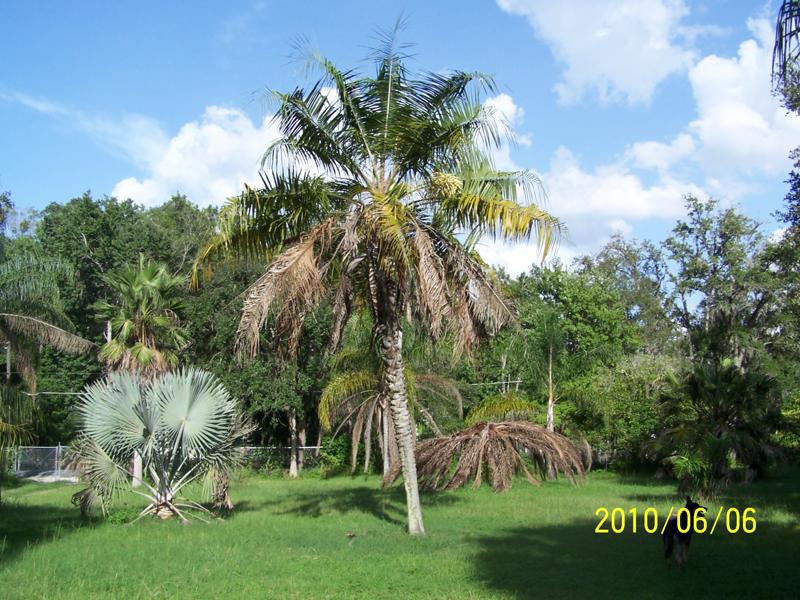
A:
71,368,252,520
196,27,561,535
409,421,584,492
320,364,462,479
94,255,187,379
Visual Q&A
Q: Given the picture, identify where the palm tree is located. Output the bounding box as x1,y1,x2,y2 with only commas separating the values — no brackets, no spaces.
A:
410,421,584,492
71,369,252,520
0,251,93,500
94,255,187,379
1,253,95,392
195,27,561,535
320,361,463,480
94,255,188,487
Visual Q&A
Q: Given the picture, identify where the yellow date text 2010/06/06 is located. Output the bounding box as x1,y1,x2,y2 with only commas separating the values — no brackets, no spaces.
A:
593,506,757,535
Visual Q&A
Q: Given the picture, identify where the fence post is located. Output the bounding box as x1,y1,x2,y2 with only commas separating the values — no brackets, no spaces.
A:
56,444,61,478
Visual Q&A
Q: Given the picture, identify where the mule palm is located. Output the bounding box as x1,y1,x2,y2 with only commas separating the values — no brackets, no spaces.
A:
196,30,561,534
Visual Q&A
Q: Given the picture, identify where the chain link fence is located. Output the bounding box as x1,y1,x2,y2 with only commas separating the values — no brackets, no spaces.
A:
6,445,324,482
8,446,78,482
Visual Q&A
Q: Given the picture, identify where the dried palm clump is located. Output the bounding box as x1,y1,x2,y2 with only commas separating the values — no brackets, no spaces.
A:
414,421,585,492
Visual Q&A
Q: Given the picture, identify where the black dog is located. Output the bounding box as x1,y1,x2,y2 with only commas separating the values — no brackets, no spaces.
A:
662,496,707,566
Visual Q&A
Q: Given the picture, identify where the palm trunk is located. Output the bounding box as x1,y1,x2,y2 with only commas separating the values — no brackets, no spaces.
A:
381,403,391,479
132,451,143,488
546,343,555,432
380,322,425,536
288,409,298,478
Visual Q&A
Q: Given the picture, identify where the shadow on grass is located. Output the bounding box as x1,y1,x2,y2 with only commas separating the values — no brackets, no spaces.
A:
473,517,800,600
268,484,461,527
0,497,94,569
715,469,800,528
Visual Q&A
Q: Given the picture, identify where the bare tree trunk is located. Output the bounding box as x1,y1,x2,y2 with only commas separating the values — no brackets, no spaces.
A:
546,343,555,433
132,452,143,488
314,427,323,457
288,409,298,478
381,323,425,536
298,421,306,471
500,353,507,393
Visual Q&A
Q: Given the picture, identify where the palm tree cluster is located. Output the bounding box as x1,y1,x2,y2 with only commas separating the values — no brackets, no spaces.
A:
407,420,585,492
196,26,560,535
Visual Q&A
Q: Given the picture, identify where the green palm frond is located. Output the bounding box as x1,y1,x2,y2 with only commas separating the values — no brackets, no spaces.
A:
466,393,537,426
0,385,34,450
319,370,378,431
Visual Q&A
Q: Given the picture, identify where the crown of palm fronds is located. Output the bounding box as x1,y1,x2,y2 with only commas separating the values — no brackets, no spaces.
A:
319,363,464,473
95,255,187,378
194,28,564,360
408,421,584,492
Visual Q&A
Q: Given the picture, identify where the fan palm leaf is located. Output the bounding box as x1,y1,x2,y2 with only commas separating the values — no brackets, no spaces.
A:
71,369,252,520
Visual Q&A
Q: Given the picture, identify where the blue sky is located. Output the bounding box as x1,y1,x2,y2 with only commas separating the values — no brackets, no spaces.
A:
1,1,797,273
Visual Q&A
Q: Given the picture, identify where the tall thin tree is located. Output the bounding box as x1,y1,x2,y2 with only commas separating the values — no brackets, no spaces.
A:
196,27,561,535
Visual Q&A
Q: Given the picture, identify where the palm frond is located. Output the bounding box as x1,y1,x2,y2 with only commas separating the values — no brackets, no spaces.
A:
415,421,584,492
0,314,95,354
319,370,378,431
466,394,537,426
235,220,333,358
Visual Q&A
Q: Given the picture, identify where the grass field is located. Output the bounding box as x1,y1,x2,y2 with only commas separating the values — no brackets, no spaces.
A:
1,467,798,599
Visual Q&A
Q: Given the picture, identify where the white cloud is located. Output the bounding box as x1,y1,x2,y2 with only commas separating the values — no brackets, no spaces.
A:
687,18,800,178
113,106,281,207
482,93,530,170
477,146,703,275
497,0,695,104
628,133,695,173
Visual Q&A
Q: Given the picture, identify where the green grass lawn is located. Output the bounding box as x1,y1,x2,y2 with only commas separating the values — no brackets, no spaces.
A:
1,467,798,599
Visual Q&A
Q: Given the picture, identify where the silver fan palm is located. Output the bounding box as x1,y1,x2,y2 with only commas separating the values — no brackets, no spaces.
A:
71,368,251,522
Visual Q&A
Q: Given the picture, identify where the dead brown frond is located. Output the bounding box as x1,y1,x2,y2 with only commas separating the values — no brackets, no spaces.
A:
0,314,95,355
412,225,451,338
235,220,334,358
414,421,585,492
